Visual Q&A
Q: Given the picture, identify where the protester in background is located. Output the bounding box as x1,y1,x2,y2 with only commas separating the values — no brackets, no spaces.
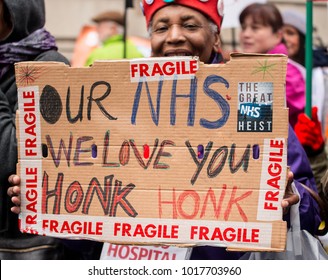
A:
85,10,144,65
8,0,321,260
282,10,328,190
0,0,104,260
238,3,305,129
282,9,328,135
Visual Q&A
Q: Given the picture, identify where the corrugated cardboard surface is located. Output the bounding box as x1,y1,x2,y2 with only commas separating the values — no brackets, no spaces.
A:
15,54,289,251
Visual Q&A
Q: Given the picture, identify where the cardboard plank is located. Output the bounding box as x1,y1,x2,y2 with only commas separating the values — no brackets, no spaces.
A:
15,54,289,251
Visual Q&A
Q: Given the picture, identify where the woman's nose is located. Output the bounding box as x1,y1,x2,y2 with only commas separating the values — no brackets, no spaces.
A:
166,25,185,43
241,27,251,37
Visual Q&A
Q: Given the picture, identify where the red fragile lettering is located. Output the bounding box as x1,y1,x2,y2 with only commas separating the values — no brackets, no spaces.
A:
113,223,179,239
25,167,38,225
42,219,103,235
23,90,38,157
130,60,198,78
190,226,260,243
264,139,284,211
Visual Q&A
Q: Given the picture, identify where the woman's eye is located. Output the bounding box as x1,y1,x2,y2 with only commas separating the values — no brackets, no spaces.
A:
184,24,199,30
154,26,168,33
252,24,262,31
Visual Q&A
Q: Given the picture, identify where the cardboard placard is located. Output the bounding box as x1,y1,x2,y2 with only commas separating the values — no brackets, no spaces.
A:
15,54,288,251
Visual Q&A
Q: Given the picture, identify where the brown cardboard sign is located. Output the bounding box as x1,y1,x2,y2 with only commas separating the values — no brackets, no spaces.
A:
15,54,288,251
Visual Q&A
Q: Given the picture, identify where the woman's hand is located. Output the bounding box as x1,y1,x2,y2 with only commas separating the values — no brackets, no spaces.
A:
281,171,299,214
7,174,21,214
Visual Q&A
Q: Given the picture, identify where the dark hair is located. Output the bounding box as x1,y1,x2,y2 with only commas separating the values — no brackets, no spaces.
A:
239,3,283,33
294,30,306,66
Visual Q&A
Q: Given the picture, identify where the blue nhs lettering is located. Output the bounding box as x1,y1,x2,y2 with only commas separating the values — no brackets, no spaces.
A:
240,104,261,118
131,75,230,129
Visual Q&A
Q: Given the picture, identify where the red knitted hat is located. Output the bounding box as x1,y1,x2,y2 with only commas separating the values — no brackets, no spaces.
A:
141,0,224,30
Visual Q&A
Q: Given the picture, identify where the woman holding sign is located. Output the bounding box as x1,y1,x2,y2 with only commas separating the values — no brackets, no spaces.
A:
8,0,321,260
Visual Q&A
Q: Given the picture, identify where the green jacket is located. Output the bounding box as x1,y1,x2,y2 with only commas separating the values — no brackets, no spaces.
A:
85,34,144,66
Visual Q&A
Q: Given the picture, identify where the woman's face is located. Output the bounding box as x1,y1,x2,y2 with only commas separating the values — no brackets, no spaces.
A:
239,15,282,54
149,5,220,63
282,24,300,58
